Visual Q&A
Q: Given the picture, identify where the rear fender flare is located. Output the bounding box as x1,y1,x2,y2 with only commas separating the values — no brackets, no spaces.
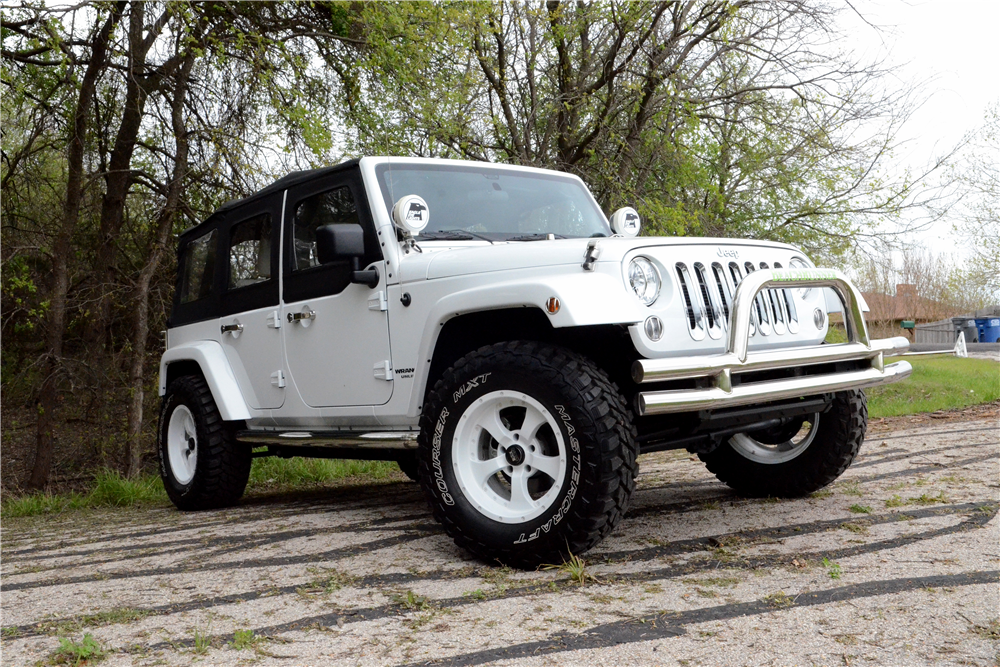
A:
158,341,251,422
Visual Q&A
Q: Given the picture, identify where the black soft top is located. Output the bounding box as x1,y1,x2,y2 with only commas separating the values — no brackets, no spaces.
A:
178,159,360,242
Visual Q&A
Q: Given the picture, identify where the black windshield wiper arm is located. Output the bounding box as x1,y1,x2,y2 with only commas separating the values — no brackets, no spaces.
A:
506,233,565,241
418,230,476,241
435,229,495,244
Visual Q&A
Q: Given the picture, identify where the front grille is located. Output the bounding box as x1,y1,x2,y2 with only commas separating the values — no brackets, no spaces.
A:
676,259,800,341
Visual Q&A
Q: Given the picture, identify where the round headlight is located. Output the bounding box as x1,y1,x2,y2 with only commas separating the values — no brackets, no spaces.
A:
628,257,660,306
788,256,813,299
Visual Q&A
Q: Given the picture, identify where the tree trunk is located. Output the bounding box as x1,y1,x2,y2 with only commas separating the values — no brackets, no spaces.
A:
124,50,194,478
28,4,125,490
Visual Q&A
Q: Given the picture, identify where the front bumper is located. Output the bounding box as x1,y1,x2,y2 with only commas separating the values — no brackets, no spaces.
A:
633,268,912,416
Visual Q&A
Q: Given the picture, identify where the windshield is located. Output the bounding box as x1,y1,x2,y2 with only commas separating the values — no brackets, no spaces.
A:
375,163,610,240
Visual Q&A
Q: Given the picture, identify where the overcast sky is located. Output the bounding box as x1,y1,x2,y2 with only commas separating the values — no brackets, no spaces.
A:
842,0,1000,257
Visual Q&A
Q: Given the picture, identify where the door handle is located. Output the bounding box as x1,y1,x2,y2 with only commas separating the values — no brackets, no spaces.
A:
287,309,316,323
221,323,244,334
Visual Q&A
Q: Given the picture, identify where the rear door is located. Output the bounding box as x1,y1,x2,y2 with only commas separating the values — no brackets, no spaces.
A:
281,170,393,407
218,196,285,409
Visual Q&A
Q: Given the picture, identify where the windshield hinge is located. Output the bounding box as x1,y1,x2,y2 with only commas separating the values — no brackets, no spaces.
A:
582,240,601,271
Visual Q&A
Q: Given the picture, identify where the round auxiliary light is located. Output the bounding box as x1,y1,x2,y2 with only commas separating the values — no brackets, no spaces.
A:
392,194,429,235
610,207,641,237
644,316,663,341
628,256,660,306
788,256,813,299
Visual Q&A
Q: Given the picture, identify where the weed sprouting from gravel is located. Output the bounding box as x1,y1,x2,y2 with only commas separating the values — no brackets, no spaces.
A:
968,618,1000,640
542,552,596,586
392,590,430,611
849,504,872,514
50,633,106,665
230,629,260,651
885,495,905,508
763,591,794,608
823,557,842,579
192,622,212,655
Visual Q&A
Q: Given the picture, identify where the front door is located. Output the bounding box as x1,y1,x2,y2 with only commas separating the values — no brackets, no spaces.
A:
281,171,393,407
218,198,285,410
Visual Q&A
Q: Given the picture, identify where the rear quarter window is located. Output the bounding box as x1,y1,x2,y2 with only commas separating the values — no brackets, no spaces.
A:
178,229,218,304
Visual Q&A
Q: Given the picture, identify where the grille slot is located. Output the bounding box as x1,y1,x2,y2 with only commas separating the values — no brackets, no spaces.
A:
744,262,772,335
675,263,706,340
711,262,731,323
760,262,786,334
694,262,723,339
773,262,799,333
728,262,756,337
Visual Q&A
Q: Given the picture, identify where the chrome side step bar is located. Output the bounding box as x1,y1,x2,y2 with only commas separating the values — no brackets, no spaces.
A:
634,268,913,416
236,430,418,450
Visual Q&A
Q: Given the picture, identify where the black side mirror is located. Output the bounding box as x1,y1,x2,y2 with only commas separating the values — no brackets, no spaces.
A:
315,224,379,288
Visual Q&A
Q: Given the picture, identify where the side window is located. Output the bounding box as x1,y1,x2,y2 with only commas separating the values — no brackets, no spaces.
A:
178,229,217,304
228,213,271,290
292,186,358,271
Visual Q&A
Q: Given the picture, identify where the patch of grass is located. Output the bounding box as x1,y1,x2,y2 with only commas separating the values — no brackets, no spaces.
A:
392,590,429,611
51,633,106,666
910,491,948,505
763,591,794,608
885,495,905,508
229,629,260,651
848,504,871,514
2,470,167,519
840,522,868,535
968,618,1000,640
297,567,355,597
192,622,212,655
823,557,842,579
247,457,399,491
866,356,1000,418
683,576,740,588
839,482,863,497
542,552,596,586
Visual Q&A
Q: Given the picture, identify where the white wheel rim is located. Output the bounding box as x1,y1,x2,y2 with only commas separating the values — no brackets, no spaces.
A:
167,405,198,485
452,390,567,524
729,415,820,465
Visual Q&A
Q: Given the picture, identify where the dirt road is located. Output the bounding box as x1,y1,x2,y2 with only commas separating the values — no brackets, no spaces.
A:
2,415,997,666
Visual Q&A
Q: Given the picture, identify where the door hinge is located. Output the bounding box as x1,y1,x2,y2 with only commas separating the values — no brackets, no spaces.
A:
368,290,388,312
270,370,286,388
266,310,281,329
373,360,393,381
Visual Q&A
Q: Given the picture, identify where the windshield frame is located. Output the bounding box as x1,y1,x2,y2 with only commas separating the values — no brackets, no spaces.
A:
374,161,611,241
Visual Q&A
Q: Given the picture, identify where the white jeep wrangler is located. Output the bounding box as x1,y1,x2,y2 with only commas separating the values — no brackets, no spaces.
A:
158,157,911,567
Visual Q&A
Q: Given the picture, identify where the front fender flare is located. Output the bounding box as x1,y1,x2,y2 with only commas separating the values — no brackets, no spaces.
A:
159,341,251,422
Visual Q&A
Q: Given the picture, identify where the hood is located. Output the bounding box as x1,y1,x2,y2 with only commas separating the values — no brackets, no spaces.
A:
398,236,803,282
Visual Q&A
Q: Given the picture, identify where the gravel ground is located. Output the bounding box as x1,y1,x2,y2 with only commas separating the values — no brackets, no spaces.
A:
2,415,997,667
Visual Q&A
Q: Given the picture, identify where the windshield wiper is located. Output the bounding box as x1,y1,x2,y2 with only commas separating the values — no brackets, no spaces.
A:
506,233,565,241
434,229,495,244
418,230,476,241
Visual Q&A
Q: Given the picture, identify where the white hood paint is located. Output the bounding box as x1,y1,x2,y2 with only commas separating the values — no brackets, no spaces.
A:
399,236,801,283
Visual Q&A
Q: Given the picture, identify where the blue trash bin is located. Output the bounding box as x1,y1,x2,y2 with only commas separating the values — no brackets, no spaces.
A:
976,318,1000,343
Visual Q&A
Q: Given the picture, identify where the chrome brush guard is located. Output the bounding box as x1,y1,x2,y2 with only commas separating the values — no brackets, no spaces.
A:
632,268,912,416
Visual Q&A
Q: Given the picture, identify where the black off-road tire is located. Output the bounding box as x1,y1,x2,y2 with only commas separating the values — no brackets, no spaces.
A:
158,375,251,511
417,341,638,568
699,389,868,498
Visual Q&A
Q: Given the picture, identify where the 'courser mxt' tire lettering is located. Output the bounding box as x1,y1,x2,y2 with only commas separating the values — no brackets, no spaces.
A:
417,341,638,568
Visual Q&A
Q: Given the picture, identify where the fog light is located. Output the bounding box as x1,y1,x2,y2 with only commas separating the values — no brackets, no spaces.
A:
644,316,663,341
813,308,825,329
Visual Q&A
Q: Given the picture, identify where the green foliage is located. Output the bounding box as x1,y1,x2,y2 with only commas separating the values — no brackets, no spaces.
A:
849,504,872,514
51,633,106,665
1,470,167,518
229,629,259,651
822,557,842,580
247,456,398,490
391,590,429,611
866,357,1000,418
